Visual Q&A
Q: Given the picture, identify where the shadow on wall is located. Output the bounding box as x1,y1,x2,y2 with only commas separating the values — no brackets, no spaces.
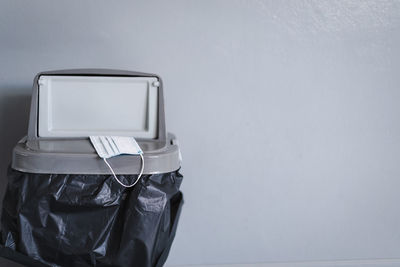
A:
0,92,31,206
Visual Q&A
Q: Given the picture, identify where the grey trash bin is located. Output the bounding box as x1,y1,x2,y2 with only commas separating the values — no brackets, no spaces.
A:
0,69,183,267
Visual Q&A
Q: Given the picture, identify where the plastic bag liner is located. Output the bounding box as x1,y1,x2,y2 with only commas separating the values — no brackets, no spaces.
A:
0,168,183,267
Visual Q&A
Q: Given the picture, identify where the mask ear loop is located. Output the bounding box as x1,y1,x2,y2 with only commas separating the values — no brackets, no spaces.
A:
103,154,144,188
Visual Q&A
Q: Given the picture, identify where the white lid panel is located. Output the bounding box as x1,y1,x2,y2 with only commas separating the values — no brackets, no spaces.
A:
38,75,159,138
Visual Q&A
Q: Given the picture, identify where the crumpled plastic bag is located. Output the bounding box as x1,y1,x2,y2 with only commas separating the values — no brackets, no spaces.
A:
0,168,183,267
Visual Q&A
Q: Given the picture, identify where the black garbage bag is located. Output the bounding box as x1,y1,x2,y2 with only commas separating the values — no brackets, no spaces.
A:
0,168,183,267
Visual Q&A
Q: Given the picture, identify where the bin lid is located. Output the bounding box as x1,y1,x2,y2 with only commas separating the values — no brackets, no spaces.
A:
12,69,180,175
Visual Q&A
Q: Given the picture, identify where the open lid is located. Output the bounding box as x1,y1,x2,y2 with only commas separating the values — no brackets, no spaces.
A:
12,69,180,175
27,69,166,141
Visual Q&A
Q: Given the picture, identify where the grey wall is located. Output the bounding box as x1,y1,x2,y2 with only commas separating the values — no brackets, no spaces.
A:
1,0,400,266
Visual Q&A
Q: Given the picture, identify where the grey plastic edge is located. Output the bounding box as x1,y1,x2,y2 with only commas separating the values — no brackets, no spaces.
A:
27,69,167,142
12,133,181,175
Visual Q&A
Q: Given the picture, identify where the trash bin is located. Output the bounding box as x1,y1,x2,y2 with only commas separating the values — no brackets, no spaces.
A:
0,69,183,267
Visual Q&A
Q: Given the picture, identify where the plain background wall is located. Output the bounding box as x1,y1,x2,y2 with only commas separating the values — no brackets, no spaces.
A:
1,0,400,266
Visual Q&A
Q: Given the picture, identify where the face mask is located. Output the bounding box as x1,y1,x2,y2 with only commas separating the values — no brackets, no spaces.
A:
90,136,144,188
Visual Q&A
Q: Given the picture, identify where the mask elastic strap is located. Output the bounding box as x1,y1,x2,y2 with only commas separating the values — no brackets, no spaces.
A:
103,154,144,188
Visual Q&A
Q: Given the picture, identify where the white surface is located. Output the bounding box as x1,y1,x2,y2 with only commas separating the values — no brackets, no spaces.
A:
38,75,158,138
168,259,400,267
0,0,400,266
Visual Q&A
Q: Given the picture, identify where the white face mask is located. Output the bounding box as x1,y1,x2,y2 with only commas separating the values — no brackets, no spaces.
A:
90,136,144,188
90,136,143,158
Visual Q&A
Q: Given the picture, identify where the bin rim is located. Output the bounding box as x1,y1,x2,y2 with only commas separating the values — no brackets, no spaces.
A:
12,133,181,175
